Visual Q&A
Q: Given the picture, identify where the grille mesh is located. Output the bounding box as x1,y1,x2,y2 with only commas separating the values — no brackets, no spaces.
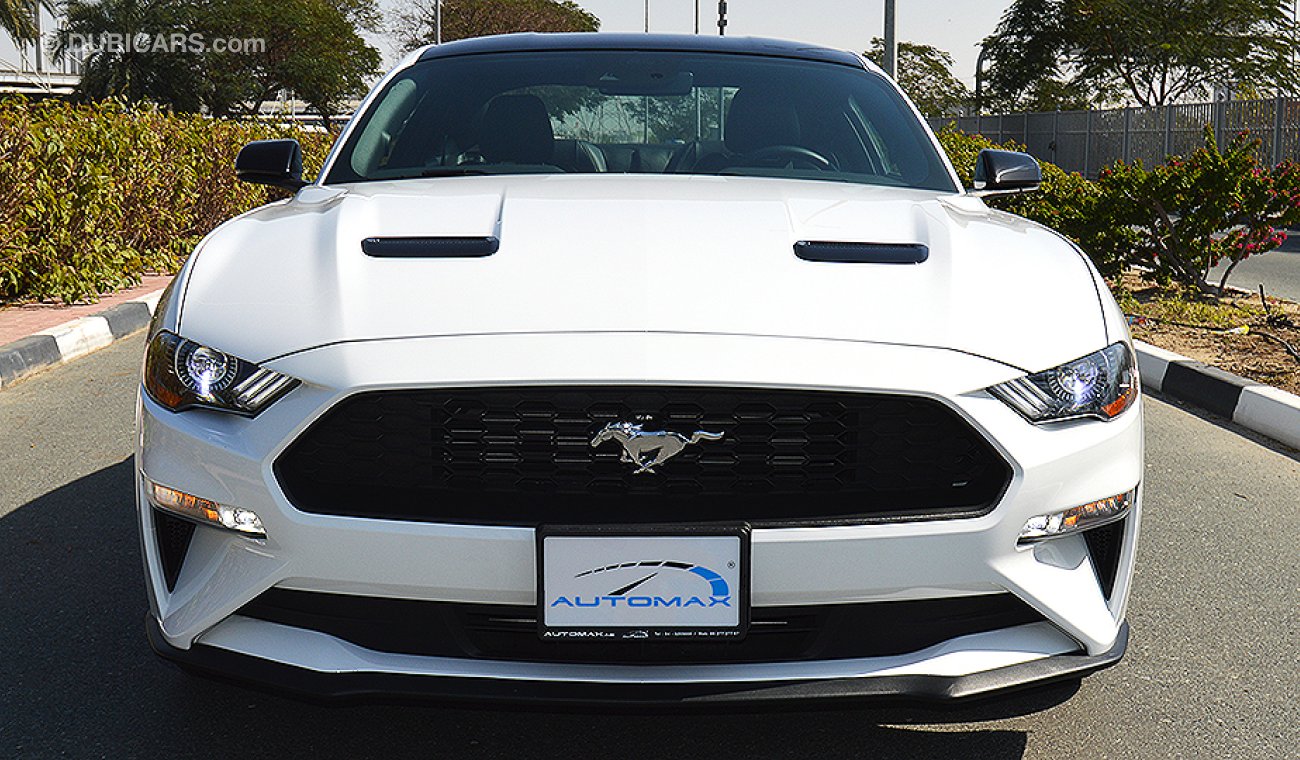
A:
275,387,1011,526
1084,518,1127,600
152,509,196,592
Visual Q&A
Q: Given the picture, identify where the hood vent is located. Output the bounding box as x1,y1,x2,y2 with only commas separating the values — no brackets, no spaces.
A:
362,236,500,258
794,241,928,264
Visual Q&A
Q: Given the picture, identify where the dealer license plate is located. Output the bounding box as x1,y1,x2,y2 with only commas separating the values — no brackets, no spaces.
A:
537,525,750,642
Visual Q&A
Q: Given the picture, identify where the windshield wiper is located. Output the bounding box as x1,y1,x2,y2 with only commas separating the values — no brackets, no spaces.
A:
364,165,558,181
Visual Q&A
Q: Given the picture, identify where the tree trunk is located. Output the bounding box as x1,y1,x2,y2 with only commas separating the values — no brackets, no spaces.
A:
1218,255,1246,295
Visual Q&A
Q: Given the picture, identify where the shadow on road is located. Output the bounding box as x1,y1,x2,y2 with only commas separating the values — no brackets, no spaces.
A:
0,459,1071,758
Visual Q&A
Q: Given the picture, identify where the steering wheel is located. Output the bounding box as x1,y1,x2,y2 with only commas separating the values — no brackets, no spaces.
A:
739,145,836,171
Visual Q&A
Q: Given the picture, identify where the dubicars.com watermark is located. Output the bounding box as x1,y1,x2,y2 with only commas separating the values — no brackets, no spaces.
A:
66,33,266,55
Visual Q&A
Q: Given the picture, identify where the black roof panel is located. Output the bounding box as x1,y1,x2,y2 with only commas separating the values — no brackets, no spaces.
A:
415,33,865,68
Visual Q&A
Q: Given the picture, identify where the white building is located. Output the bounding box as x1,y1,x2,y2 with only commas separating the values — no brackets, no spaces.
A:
1,6,80,95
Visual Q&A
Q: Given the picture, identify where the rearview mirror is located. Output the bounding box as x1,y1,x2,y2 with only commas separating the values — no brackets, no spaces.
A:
972,149,1041,196
236,139,307,191
593,70,695,96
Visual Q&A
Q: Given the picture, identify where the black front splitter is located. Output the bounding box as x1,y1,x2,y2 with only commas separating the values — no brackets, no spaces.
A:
147,615,1127,708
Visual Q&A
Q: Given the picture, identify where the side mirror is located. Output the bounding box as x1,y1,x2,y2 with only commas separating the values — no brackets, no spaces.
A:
235,139,307,191
972,149,1041,196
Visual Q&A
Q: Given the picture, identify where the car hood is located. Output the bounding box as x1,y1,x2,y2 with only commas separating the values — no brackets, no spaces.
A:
180,175,1107,372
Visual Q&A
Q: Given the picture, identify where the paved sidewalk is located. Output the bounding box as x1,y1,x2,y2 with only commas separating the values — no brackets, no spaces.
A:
0,275,172,347
0,276,173,389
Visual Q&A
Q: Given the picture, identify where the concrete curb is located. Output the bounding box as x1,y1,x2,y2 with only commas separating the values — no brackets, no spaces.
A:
1136,340,1300,451
0,289,164,390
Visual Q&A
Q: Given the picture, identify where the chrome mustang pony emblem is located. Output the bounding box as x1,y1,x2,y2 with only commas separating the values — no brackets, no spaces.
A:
590,422,724,474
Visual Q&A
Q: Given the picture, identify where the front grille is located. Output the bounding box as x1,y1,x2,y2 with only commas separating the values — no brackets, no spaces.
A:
238,589,1045,665
275,387,1011,526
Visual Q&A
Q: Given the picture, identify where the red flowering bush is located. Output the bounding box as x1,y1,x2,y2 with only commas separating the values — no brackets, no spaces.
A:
1099,126,1300,293
938,124,1300,293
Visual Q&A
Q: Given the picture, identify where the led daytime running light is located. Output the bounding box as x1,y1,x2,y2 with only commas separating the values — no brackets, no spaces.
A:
1018,489,1135,544
148,481,266,538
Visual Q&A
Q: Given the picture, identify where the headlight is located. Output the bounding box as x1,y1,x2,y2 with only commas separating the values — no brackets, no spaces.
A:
988,342,1138,423
144,331,298,415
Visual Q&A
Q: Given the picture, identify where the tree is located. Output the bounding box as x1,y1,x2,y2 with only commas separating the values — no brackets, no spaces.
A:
1008,77,1093,113
977,0,1086,111
192,0,381,121
1,0,50,40
54,0,380,122
393,0,599,51
982,0,1300,109
865,38,969,116
55,0,206,111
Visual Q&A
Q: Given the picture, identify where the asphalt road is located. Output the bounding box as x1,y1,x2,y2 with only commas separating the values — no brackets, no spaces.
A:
1211,234,1300,302
2,333,1297,759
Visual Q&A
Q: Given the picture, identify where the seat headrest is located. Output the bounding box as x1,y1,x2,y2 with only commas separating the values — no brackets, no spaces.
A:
552,139,607,173
724,88,801,155
480,94,555,164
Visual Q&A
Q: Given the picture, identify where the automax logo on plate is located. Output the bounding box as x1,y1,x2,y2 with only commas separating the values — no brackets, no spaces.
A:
541,535,743,632
551,559,732,609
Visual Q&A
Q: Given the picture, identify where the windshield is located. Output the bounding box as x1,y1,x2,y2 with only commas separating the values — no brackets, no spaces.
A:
325,50,957,192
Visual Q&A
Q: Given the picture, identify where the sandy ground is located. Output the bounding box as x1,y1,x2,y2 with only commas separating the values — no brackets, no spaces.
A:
1121,273,1300,395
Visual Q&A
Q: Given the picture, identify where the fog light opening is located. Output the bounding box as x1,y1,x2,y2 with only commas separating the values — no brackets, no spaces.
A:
1018,489,1135,545
147,480,266,538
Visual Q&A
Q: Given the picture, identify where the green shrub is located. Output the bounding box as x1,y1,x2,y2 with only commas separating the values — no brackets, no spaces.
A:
0,98,333,305
935,126,1117,275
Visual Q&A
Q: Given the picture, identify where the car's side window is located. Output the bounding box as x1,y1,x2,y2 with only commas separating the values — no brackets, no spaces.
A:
845,97,896,177
349,78,421,176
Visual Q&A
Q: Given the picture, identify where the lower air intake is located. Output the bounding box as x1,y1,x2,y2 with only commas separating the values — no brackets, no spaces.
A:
153,509,196,592
1083,518,1127,601
238,589,1045,665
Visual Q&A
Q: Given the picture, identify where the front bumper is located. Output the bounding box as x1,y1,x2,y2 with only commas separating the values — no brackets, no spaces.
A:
147,614,1127,705
137,332,1142,699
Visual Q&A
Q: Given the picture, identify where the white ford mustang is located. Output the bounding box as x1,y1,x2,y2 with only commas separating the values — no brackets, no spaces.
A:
137,33,1142,704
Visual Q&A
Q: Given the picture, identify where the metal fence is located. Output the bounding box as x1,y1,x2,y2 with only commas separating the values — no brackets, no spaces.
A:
929,97,1300,177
